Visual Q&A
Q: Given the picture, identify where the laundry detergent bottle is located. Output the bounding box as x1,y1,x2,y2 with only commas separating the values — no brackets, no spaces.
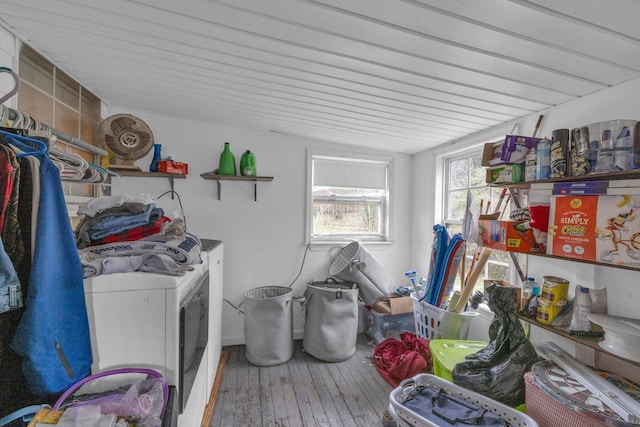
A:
240,150,257,176
218,142,237,175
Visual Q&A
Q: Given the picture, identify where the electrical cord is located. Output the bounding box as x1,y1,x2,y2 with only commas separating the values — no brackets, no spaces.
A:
222,240,313,314
156,190,187,230
288,241,311,288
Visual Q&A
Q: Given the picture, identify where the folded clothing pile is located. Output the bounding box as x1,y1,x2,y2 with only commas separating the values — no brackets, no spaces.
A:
75,194,202,278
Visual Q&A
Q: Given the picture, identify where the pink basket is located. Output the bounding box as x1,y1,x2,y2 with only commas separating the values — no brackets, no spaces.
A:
524,372,606,427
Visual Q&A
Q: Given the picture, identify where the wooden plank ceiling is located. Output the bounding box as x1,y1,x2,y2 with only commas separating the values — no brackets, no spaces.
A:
0,0,639,154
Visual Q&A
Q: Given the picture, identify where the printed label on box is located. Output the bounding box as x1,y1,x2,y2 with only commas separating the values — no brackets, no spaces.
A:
547,196,598,261
479,220,535,253
547,195,640,269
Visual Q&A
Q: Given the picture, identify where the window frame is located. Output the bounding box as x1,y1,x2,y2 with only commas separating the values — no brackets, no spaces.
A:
437,135,518,290
306,150,392,245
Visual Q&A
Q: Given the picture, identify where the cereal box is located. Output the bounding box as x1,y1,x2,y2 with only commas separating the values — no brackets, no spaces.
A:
479,220,535,253
547,195,640,269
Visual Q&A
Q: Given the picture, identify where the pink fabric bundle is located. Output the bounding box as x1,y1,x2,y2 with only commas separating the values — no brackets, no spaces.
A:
374,332,432,387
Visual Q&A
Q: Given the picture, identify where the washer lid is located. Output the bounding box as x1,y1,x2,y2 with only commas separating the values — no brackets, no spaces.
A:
588,314,640,363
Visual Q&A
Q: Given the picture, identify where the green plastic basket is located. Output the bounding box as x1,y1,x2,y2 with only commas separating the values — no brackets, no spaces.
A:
429,339,488,382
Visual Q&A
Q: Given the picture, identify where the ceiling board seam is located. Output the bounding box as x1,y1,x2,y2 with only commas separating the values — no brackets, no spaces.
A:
508,0,640,46
194,1,595,97
120,0,578,101
302,0,616,87
400,0,640,73
7,15,548,114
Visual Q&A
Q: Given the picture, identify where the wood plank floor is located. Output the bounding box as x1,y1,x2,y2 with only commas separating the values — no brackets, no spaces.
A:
209,334,393,427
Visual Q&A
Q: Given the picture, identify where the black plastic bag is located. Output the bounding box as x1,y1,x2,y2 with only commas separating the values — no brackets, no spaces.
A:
452,282,541,407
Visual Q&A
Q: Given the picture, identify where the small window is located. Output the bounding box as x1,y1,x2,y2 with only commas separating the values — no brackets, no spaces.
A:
308,153,390,242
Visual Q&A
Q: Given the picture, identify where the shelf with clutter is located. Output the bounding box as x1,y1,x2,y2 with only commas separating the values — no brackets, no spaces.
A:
479,120,640,380
481,120,640,272
201,142,273,201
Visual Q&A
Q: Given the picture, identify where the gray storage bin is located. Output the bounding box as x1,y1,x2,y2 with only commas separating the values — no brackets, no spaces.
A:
244,286,302,366
303,279,359,362
328,241,394,306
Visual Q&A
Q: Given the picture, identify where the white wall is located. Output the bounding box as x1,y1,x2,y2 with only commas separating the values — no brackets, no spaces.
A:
105,107,413,345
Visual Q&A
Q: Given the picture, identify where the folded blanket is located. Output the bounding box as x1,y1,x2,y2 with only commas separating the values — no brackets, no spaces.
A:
88,216,170,246
80,232,202,278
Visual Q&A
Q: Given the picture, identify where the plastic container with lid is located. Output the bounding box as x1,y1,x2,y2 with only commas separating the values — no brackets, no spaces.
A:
522,277,540,306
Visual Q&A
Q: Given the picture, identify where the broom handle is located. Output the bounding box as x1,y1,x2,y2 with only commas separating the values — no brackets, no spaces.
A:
453,247,491,313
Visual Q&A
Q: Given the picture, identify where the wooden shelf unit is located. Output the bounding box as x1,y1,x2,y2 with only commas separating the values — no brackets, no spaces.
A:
490,168,640,368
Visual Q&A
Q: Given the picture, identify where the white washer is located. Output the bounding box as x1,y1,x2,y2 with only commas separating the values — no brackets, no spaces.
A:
83,250,213,426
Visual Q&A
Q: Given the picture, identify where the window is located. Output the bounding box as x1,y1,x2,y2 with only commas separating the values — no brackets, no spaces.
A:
308,153,390,242
17,43,104,225
442,149,511,290
17,43,102,199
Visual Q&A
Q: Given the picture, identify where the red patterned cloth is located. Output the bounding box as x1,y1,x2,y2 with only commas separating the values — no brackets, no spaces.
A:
88,216,171,246
373,332,432,387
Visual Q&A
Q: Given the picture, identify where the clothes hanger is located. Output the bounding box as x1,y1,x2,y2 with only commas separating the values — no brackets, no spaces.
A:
0,128,48,158
0,67,20,105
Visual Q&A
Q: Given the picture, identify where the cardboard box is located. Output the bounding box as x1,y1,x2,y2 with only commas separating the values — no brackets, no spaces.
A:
479,219,535,253
483,279,522,310
500,135,541,163
481,136,541,168
547,195,640,269
481,142,502,167
371,296,413,314
485,163,524,184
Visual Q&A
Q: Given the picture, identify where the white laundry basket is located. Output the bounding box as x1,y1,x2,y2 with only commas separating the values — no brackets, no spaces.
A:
411,292,478,340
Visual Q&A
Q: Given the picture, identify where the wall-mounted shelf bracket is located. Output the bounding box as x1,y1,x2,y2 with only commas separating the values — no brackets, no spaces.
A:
117,170,187,199
200,172,274,201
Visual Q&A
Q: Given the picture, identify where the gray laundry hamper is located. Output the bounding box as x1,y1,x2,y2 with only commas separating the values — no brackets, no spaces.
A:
329,241,394,306
302,279,359,362
244,286,304,367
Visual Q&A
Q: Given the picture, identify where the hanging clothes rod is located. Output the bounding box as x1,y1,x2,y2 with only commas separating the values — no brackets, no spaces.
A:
3,106,107,156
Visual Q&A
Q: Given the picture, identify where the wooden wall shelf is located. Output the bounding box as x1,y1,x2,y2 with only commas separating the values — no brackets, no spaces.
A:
116,170,186,199
200,172,274,201
517,314,640,367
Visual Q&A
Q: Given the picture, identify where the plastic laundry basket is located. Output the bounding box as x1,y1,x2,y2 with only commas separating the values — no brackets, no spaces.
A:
411,293,478,340
244,286,303,367
429,339,488,382
302,279,359,362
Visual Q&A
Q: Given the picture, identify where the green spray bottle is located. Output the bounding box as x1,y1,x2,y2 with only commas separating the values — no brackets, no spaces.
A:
240,150,257,176
218,142,237,175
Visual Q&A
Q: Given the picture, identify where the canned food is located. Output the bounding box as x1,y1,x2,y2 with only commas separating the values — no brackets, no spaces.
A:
540,276,569,305
536,301,562,324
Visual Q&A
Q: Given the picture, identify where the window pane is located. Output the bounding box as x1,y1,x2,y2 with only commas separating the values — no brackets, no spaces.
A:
19,45,53,94
447,189,468,221
469,153,486,187
55,71,79,110
313,197,381,235
310,155,389,241
449,158,469,190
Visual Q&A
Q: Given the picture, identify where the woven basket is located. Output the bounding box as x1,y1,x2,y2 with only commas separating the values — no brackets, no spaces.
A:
524,372,606,427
